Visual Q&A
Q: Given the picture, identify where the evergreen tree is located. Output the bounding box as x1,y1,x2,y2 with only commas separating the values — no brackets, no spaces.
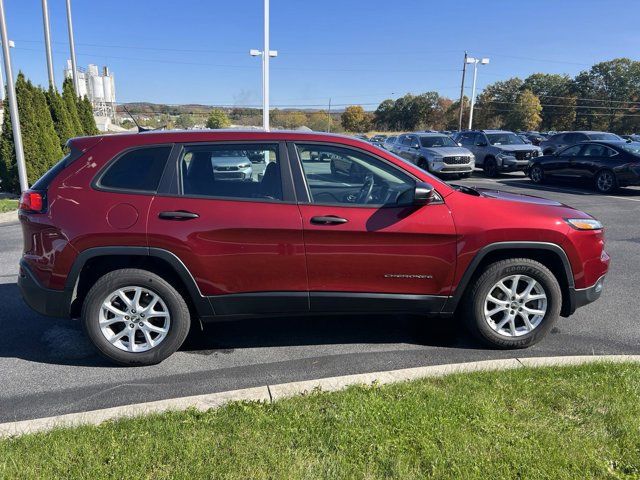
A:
77,95,99,135
62,77,83,136
46,87,75,149
0,97,16,192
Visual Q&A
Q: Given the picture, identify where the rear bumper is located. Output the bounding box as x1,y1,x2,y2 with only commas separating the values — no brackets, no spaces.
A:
18,260,70,318
565,274,606,316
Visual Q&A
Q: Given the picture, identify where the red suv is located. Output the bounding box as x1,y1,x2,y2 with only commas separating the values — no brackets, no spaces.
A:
18,131,609,366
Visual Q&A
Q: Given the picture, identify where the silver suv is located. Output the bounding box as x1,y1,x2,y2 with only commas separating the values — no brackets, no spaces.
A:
393,132,475,177
453,130,542,177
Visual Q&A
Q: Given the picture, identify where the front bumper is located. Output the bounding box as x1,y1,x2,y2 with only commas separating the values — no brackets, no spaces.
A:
18,260,70,318
499,158,531,171
430,161,475,174
564,274,606,316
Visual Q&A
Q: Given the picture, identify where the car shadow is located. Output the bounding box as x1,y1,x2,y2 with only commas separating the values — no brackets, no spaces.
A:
0,282,483,367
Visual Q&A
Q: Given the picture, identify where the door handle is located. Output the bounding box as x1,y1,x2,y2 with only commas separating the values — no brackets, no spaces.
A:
310,215,348,225
158,210,200,220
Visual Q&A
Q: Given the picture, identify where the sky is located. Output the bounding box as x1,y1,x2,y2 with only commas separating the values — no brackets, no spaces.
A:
4,0,640,109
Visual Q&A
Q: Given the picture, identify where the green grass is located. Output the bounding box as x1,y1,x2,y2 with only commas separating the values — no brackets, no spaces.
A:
0,198,18,213
1,363,639,479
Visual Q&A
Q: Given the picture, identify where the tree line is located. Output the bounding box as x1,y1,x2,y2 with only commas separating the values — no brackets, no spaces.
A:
341,58,640,133
0,74,99,193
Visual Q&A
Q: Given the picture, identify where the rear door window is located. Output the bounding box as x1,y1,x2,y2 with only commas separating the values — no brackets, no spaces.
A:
98,146,172,192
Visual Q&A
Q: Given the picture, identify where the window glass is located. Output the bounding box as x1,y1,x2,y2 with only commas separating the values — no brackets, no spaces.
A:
180,144,282,201
458,133,475,145
295,144,415,206
100,146,171,192
486,133,525,145
620,143,640,156
401,136,413,146
588,133,622,141
582,144,608,157
559,145,582,157
420,135,457,148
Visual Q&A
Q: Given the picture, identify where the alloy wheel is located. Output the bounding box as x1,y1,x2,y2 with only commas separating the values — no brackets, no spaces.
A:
99,286,171,353
483,274,547,337
596,171,614,193
530,166,543,183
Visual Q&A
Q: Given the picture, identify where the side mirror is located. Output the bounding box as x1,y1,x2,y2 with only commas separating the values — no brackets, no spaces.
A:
476,141,488,147
413,182,434,206
412,144,420,150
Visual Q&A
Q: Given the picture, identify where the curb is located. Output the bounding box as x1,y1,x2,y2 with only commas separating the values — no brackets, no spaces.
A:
1,354,639,438
0,210,18,225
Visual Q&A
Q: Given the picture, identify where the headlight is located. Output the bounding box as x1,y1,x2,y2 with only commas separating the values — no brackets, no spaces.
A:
565,218,603,230
429,155,443,162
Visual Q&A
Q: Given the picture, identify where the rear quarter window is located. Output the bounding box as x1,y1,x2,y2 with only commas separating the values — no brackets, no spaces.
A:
97,146,172,193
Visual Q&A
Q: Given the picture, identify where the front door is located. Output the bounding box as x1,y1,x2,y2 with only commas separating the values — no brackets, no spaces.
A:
147,142,308,315
290,142,457,313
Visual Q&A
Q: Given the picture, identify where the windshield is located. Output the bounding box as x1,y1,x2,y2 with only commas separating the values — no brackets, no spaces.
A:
620,142,640,156
420,135,457,148
486,133,526,145
589,133,623,141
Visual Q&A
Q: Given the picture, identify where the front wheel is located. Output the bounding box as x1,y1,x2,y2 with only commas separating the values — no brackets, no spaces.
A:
529,165,545,184
82,268,191,366
463,258,561,349
483,158,498,177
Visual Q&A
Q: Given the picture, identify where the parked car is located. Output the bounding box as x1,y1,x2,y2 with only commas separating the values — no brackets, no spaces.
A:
354,134,369,141
382,135,398,151
526,140,640,193
521,131,547,145
207,150,253,181
18,130,608,365
369,134,387,148
453,130,543,177
621,134,640,142
518,134,533,144
539,131,623,155
393,132,474,177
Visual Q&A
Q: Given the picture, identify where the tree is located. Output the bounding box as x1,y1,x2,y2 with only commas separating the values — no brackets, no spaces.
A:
443,96,470,130
206,109,231,129
522,73,576,131
341,105,371,132
0,74,63,192
46,87,75,150
176,114,196,129
306,111,331,131
77,95,99,136
272,109,308,129
62,77,83,136
374,99,396,130
505,89,542,131
474,78,523,129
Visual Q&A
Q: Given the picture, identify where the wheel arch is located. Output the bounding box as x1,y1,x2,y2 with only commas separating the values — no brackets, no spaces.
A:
443,242,575,317
67,247,213,319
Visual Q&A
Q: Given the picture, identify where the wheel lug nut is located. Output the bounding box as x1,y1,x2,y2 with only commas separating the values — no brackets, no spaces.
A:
129,323,134,328
140,314,145,318
124,316,129,320
132,310,136,314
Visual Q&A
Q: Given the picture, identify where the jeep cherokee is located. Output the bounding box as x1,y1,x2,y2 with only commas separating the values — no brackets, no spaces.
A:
18,131,609,366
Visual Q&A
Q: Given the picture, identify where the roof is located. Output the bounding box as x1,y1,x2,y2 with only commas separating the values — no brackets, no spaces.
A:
414,132,449,137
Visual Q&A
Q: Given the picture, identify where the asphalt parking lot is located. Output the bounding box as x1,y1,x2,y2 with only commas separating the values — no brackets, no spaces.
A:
0,173,638,423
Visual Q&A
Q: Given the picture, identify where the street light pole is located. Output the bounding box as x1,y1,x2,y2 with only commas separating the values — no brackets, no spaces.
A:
0,0,28,192
41,0,55,89
467,57,490,130
65,0,79,96
250,0,277,131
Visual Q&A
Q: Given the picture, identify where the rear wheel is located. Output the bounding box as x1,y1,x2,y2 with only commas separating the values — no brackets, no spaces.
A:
82,268,191,366
595,169,618,194
463,258,561,349
529,165,545,184
483,157,498,177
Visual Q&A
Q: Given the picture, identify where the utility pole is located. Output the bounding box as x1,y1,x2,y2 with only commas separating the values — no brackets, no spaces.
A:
65,0,79,95
0,0,28,191
0,38,13,102
327,98,332,133
457,51,467,131
41,0,55,89
250,0,277,131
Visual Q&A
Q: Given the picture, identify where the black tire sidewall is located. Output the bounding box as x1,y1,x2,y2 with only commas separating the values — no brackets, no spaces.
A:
530,165,544,183
82,269,191,366
466,260,561,349
595,170,617,193
484,158,498,177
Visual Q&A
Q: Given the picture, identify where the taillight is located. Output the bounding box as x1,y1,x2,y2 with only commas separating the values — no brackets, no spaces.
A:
19,190,45,213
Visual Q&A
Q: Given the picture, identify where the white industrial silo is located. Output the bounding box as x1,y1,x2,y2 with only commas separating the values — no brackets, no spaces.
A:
90,74,105,101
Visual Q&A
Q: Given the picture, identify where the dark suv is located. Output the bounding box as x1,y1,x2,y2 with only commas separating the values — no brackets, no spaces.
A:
539,131,623,155
18,131,609,365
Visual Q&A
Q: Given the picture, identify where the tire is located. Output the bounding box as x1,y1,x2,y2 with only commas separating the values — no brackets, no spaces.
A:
529,165,545,184
81,268,191,366
594,169,618,194
483,157,499,177
463,258,561,349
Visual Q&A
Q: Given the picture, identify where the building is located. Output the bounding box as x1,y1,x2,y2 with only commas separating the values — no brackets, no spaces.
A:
64,61,116,123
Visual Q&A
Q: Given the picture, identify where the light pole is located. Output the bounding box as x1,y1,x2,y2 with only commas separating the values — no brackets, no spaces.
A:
250,0,277,131
0,38,14,102
65,0,79,96
42,0,55,89
467,56,489,130
0,0,27,192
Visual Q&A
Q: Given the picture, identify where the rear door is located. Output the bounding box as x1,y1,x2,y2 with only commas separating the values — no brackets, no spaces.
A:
147,141,309,315
289,142,457,314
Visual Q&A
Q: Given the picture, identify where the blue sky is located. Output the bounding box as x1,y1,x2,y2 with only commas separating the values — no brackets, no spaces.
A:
4,0,640,108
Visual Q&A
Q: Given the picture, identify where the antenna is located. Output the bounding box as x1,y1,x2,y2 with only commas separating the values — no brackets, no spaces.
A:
122,105,150,132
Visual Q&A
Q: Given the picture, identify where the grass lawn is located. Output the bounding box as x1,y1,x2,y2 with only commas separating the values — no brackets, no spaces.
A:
1,363,639,479
0,198,18,213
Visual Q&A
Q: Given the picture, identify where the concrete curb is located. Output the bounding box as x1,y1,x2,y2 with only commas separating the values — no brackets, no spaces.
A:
0,210,18,225
1,354,639,438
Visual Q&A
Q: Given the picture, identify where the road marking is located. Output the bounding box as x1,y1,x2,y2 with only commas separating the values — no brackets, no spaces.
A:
1,355,639,438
